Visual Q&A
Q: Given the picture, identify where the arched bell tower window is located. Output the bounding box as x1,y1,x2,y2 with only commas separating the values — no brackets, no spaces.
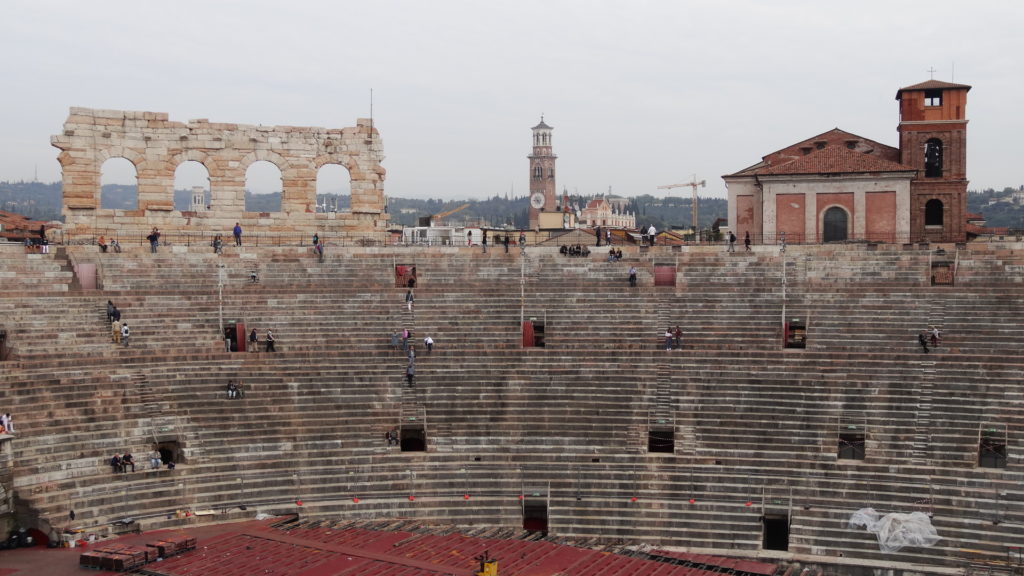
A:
924,138,943,178
925,199,944,227
533,165,542,179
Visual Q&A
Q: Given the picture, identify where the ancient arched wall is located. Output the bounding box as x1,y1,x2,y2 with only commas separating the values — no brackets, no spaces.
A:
51,107,388,242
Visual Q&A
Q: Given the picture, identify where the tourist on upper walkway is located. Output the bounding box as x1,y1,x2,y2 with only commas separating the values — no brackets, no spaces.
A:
596,226,602,247
673,326,683,350
560,245,568,256
779,231,786,254
728,232,736,253
664,328,673,350
648,225,657,246
482,230,488,253
312,232,319,247
233,223,243,246
111,238,122,253
467,230,472,247
149,447,162,469
212,235,223,254
0,413,12,434
503,234,510,253
147,228,160,253
98,236,108,253
918,331,930,353
629,266,637,287
265,329,275,352
606,229,612,245
744,231,751,252
608,248,618,263
249,329,258,352
519,231,526,255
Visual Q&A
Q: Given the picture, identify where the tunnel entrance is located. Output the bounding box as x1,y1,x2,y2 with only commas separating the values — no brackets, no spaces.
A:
522,497,548,534
156,440,183,465
401,425,427,452
762,514,790,551
648,428,675,453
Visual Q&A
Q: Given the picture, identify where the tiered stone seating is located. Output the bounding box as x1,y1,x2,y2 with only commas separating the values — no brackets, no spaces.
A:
2,242,1024,573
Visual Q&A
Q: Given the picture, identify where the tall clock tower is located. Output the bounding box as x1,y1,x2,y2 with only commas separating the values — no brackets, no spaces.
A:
896,79,971,242
528,117,558,230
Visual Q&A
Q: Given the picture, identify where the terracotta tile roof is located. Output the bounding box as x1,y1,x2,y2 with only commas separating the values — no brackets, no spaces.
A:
966,223,1009,236
0,210,51,241
757,145,917,176
896,79,971,99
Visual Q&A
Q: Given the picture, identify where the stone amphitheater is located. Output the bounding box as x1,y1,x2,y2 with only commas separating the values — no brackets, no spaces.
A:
1,236,1023,576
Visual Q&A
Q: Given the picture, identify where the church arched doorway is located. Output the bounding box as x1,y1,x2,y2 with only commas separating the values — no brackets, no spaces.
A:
823,206,849,242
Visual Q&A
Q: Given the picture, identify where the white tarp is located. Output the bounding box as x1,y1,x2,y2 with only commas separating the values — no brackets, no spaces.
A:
848,507,941,553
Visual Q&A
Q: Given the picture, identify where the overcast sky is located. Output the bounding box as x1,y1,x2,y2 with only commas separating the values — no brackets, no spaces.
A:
1,0,1021,200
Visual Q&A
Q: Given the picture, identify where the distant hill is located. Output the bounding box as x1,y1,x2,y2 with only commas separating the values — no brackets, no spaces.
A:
967,188,1024,229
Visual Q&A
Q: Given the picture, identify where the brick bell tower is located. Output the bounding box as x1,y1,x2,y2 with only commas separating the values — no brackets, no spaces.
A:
528,117,557,230
897,79,971,243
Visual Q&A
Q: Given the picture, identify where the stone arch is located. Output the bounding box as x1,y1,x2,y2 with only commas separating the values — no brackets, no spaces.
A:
313,153,356,172
170,150,220,179
314,155,352,213
99,156,139,210
239,149,288,173
96,146,146,168
243,158,284,213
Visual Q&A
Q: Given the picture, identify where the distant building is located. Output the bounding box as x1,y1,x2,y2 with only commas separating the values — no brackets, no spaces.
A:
580,197,635,229
189,186,208,212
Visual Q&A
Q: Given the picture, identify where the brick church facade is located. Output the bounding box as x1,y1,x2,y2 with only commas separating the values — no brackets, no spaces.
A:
725,80,971,244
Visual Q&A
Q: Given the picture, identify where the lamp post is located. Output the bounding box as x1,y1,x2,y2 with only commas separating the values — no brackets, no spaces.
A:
217,264,226,340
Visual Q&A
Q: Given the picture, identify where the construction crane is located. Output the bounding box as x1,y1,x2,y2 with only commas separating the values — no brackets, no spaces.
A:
431,203,470,226
658,175,706,231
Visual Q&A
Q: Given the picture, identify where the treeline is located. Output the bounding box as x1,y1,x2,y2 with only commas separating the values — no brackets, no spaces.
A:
966,187,1024,229
7,180,1017,230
